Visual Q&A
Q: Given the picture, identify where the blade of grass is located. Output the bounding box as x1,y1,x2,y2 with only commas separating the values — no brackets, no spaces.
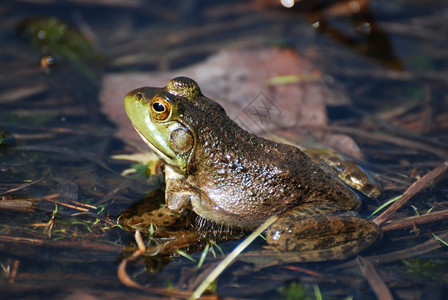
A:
190,215,278,299
433,234,448,247
197,243,210,268
369,195,401,217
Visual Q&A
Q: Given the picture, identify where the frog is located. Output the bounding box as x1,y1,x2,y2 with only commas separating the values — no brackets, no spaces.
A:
124,76,382,261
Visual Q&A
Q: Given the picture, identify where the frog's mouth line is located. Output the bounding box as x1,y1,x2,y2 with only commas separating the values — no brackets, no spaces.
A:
133,125,174,162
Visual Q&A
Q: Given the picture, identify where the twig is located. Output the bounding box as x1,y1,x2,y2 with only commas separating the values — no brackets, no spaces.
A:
116,231,196,298
0,85,48,104
43,194,89,212
117,230,147,289
332,68,448,84
381,210,448,232
356,257,393,300
332,232,448,269
8,260,20,284
368,231,448,264
0,170,51,196
282,265,324,277
69,200,97,210
0,199,35,212
0,234,122,252
374,160,448,226
325,125,447,158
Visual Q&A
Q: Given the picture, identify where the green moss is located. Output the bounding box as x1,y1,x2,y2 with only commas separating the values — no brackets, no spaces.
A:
403,258,448,283
277,282,318,300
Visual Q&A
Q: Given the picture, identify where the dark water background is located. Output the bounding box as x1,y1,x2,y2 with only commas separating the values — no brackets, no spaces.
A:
1,0,447,299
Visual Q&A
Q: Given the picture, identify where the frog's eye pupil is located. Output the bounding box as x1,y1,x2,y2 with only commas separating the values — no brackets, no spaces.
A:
137,93,142,100
153,102,165,112
151,96,171,121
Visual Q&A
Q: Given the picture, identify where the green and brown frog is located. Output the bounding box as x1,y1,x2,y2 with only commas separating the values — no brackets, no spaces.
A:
123,76,382,261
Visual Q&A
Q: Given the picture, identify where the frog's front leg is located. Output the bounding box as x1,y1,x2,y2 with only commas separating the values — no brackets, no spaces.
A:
123,166,199,230
147,165,200,227
266,208,382,261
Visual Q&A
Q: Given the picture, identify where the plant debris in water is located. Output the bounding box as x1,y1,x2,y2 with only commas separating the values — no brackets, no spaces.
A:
0,0,447,299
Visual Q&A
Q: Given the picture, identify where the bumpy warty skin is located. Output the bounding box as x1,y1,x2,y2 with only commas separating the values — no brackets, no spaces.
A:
175,85,361,229
124,76,382,261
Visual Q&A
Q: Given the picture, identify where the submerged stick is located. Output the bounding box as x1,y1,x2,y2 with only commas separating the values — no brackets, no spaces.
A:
117,230,146,289
381,210,448,231
0,169,50,196
356,257,393,300
374,160,448,226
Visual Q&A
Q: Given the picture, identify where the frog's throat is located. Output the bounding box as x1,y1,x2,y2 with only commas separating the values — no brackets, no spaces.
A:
134,125,174,163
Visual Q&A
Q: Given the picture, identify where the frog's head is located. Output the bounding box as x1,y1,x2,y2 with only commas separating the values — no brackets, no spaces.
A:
124,77,202,175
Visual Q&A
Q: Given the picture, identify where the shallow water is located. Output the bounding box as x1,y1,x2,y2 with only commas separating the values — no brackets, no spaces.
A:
1,1,447,299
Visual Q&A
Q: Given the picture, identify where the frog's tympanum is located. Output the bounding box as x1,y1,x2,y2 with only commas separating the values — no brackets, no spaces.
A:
124,77,382,261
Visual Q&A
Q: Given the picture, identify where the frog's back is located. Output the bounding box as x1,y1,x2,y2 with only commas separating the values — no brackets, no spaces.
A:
189,119,361,228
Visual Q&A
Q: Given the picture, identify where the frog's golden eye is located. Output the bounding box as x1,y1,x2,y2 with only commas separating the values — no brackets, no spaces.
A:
150,96,172,121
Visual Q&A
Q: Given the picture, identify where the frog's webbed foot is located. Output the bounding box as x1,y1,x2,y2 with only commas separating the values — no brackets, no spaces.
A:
120,205,185,231
125,167,200,230
128,179,198,230
266,215,382,261
121,168,201,231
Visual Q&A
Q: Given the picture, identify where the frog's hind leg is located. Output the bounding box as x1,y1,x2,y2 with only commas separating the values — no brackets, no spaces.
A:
266,215,382,261
303,148,381,198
